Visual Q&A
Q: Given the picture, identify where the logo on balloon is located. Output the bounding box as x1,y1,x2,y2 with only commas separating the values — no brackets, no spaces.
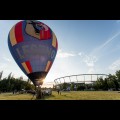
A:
25,20,51,40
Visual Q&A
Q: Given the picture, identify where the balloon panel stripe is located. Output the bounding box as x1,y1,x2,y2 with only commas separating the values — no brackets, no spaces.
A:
44,31,48,39
45,61,51,72
45,61,52,72
40,30,44,39
10,26,17,46
25,61,32,73
52,32,57,48
46,29,51,39
47,61,52,72
15,21,24,43
40,29,51,40
21,62,30,74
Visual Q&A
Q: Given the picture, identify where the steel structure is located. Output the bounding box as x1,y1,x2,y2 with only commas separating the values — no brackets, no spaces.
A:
54,74,108,85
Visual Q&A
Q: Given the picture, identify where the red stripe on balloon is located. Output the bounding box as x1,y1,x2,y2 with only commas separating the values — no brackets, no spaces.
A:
40,29,51,40
46,29,51,39
25,61,32,73
40,30,44,40
15,21,23,43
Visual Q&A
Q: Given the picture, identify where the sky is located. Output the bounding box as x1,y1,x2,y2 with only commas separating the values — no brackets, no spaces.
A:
1,20,120,87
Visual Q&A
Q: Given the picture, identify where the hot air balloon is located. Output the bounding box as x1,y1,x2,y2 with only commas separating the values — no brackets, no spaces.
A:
8,20,58,98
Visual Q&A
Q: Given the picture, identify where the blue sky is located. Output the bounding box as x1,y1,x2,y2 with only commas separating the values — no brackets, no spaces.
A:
1,20,120,87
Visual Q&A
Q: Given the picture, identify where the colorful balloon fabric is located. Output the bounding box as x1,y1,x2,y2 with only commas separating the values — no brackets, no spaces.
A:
8,20,58,86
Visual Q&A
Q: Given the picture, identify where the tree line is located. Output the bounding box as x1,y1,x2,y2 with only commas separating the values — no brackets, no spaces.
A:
1,70,120,92
0,72,35,92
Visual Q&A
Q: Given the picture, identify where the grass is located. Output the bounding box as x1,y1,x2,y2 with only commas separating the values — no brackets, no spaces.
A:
0,93,35,100
1,91,120,100
43,91,120,100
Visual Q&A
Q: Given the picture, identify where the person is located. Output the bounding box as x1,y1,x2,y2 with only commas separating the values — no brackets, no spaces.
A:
74,85,77,91
56,86,61,95
13,90,14,94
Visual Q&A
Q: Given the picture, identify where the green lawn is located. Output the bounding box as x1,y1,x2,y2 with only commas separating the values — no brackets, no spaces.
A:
45,91,120,100
1,91,120,100
0,93,35,100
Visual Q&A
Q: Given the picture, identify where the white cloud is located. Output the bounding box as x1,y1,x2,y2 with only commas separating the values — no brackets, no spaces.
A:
78,52,98,74
109,59,120,71
78,52,85,57
2,57,11,62
57,49,76,58
78,52,98,67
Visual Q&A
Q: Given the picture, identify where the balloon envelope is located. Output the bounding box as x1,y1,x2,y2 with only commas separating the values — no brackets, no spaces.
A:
8,20,58,86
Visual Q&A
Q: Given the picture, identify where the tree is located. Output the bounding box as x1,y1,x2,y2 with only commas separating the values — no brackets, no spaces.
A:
0,77,35,92
70,83,74,91
76,83,85,91
106,74,119,90
62,83,68,90
103,78,108,90
107,80,115,89
0,71,3,80
116,70,120,82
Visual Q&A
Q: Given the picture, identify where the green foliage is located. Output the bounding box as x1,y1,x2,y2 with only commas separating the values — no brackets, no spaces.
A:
70,83,74,90
77,85,85,91
0,76,35,92
62,83,68,90
116,70,120,82
93,73,119,91
76,83,85,91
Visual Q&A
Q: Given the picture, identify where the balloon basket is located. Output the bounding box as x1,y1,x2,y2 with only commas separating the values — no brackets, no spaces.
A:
36,86,43,100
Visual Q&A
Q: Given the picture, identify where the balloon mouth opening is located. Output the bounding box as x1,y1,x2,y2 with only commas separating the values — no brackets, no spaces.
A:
28,72,47,86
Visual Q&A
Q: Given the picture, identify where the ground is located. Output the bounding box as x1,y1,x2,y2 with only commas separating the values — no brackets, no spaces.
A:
1,91,120,100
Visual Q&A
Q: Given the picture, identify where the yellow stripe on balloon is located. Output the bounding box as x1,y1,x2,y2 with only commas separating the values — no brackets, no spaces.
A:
22,62,30,74
52,32,57,48
45,61,51,72
10,26,17,46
